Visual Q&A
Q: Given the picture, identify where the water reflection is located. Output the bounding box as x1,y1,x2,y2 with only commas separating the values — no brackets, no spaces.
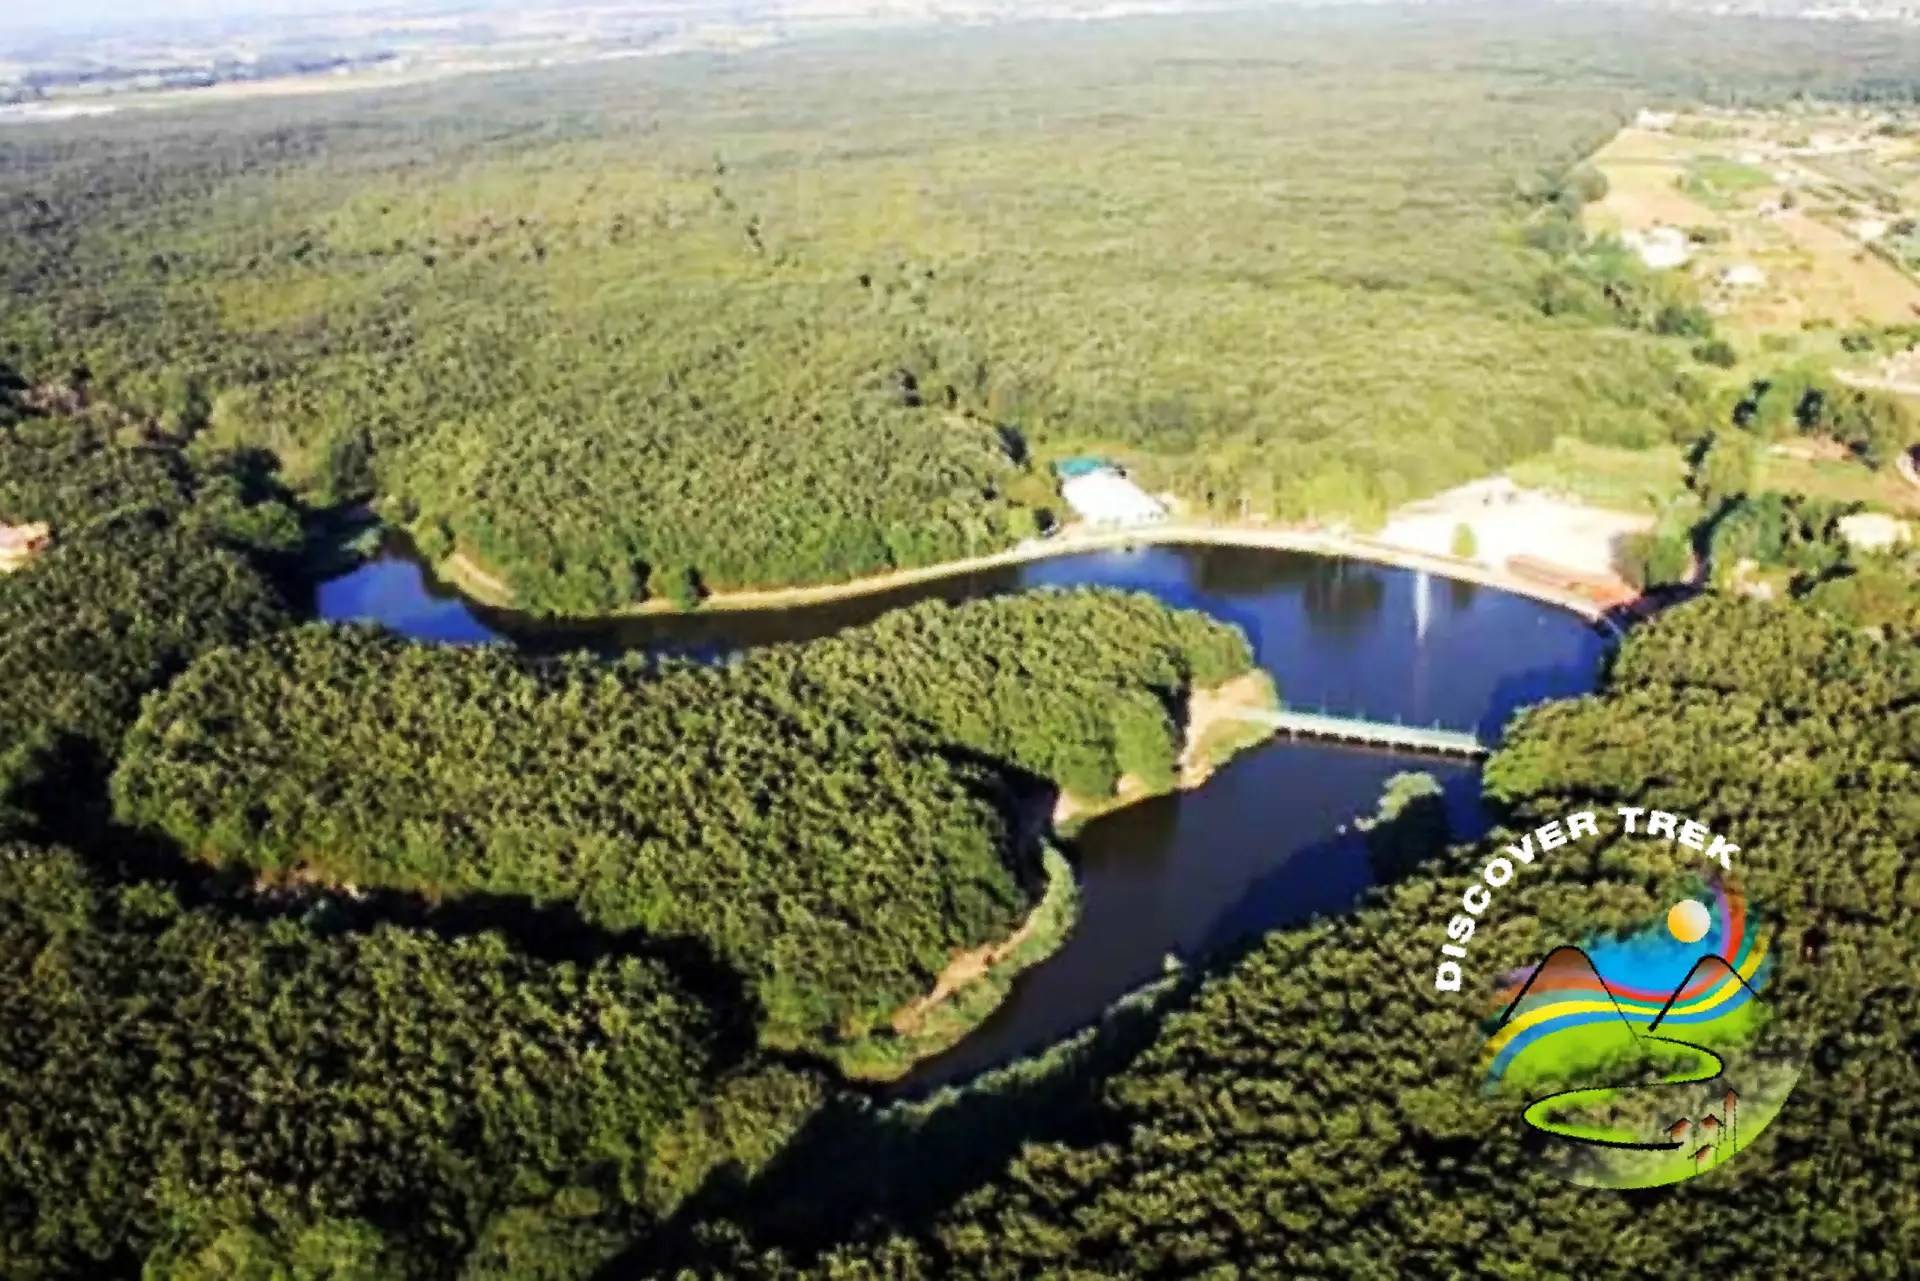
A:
1299,559,1388,639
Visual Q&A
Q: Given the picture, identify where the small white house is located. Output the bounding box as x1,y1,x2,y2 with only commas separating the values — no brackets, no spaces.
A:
1837,512,1911,553
1061,470,1167,529
1623,226,1690,271
1721,263,1767,288
1853,217,1890,243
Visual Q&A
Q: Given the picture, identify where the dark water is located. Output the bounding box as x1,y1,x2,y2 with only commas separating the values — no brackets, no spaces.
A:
316,539,1607,1089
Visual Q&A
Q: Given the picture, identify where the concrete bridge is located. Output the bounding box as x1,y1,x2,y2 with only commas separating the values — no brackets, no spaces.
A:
1232,707,1488,759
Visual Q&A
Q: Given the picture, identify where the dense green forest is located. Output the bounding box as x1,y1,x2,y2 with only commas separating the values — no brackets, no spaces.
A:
780,589,1253,798
111,590,1253,1043
6,7,1920,1278
668,593,1919,1277
0,843,734,1281
0,395,830,1279
20,11,1910,610
0,389,295,812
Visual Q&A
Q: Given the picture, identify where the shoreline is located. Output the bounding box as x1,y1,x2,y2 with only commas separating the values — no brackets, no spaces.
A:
434,521,1626,636
834,669,1282,1083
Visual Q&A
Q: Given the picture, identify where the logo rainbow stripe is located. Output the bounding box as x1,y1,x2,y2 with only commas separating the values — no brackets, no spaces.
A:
1481,879,1774,1086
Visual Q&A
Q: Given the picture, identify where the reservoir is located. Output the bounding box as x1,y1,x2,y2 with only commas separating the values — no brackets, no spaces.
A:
317,539,1607,1090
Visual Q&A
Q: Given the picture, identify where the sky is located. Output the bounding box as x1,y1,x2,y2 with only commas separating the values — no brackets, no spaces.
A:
0,0,492,38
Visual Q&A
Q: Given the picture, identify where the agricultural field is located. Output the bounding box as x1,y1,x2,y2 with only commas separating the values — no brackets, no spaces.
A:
1537,102,1920,541
1583,107,1920,348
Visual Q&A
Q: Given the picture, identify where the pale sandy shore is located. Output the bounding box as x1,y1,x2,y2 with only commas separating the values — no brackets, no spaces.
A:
437,519,1626,633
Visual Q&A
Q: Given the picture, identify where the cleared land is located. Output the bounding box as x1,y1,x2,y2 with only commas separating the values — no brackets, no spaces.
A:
1761,450,1920,514
1583,115,1920,344
1376,477,1652,581
1507,437,1691,513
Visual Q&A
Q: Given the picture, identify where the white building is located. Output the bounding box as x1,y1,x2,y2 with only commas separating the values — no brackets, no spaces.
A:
1061,470,1167,529
1853,217,1890,243
1623,226,1690,271
1836,512,1911,553
1721,263,1767,288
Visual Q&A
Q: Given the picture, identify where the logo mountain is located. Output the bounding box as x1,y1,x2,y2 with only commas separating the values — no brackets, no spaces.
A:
1479,875,1802,1188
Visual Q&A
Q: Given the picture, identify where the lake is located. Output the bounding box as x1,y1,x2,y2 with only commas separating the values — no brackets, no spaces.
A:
316,538,1607,1090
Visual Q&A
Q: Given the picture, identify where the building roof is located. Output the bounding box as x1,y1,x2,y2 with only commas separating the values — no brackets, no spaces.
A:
1061,471,1166,526
0,522,50,551
1837,512,1911,552
1054,456,1114,480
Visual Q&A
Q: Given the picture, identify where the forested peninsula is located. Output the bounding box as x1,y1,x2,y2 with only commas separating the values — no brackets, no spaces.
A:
1,384,1273,1271
113,592,1258,1049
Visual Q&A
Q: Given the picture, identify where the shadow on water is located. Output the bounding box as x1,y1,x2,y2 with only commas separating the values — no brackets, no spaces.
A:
883,735,1489,1096
1195,747,1487,958
636,772,1473,1273
1474,659,1609,744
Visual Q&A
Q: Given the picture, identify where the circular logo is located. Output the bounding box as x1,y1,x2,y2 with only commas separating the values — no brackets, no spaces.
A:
1478,873,1802,1188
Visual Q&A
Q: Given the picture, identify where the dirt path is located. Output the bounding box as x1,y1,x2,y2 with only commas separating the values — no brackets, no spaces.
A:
440,551,516,607
1178,670,1282,786
889,899,1047,1036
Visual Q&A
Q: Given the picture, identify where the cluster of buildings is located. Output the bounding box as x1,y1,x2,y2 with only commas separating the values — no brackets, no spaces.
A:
1619,225,1770,288
1668,1088,1740,1174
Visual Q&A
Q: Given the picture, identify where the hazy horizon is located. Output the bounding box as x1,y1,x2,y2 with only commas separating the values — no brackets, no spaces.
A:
0,0,526,40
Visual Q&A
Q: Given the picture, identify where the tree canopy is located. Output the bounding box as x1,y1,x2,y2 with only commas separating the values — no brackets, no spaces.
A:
0,10,1802,611
0,403,293,811
111,591,1253,1043
0,844,723,1280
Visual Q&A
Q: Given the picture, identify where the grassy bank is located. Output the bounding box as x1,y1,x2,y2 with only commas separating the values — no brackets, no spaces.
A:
429,522,1617,626
829,668,1280,1082
1055,669,1281,834
829,845,1080,1083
